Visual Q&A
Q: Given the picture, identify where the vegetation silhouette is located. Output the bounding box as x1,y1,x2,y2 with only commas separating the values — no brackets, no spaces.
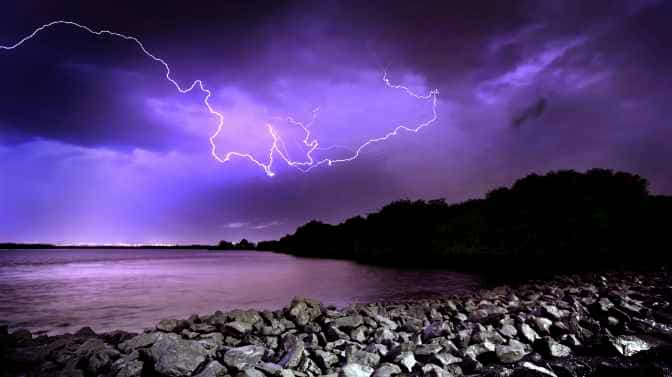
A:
256,169,671,276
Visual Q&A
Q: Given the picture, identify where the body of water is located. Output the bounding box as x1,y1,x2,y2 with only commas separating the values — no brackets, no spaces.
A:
0,249,483,335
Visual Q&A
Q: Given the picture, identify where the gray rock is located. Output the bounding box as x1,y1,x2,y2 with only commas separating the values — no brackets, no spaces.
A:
393,351,416,372
75,338,120,374
287,297,322,327
373,327,396,344
333,315,364,330
541,337,571,358
422,363,454,377
228,309,263,325
534,317,553,335
75,326,97,337
236,368,265,377
432,352,462,366
190,323,217,333
495,340,529,363
193,360,227,377
225,321,254,336
118,332,165,354
223,345,265,371
340,363,374,377
609,335,651,356
278,333,304,369
372,314,398,330
347,349,380,368
109,350,143,377
519,362,558,377
464,341,495,360
198,333,224,357
315,350,339,369
500,324,518,338
518,323,539,343
422,321,451,340
414,343,443,357
351,326,368,343
372,362,401,377
256,362,283,376
148,333,209,377
542,305,564,320
157,319,181,333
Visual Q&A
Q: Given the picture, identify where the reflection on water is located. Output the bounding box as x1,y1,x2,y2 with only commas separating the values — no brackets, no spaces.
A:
0,249,483,335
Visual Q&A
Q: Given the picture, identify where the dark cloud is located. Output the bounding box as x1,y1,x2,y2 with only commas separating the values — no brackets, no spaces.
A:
1,0,671,243
511,97,547,128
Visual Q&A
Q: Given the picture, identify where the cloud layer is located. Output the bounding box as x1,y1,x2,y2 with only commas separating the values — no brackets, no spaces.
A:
1,0,670,243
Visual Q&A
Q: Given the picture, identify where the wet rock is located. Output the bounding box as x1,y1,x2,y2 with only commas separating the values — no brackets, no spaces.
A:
537,337,571,358
518,323,540,343
500,323,518,338
393,351,416,372
496,339,529,363
534,318,553,335
609,335,651,356
148,333,209,377
340,363,374,377
541,305,564,320
372,362,401,377
422,363,453,377
223,345,265,371
513,361,558,377
432,352,462,366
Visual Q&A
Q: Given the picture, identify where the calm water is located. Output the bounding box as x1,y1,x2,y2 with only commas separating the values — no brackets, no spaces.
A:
0,249,483,335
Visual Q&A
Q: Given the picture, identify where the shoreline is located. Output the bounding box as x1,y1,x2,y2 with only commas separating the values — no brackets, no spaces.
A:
2,271,671,377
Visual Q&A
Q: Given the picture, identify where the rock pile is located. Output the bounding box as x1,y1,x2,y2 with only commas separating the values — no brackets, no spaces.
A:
2,271,672,377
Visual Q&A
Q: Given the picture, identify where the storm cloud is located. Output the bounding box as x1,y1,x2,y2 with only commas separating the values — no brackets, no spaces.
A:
1,0,670,244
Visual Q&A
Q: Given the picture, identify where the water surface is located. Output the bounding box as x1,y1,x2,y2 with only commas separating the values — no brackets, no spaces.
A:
0,249,482,335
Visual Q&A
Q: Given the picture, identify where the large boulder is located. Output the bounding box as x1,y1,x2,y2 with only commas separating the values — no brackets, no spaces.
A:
148,333,209,377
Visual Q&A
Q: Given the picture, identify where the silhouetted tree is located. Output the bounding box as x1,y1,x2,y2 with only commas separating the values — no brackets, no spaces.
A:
255,169,671,276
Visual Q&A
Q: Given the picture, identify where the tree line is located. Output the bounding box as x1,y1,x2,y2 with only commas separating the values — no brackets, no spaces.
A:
253,169,671,275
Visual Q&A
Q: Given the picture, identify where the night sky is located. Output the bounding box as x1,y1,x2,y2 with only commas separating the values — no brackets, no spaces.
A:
1,1,670,244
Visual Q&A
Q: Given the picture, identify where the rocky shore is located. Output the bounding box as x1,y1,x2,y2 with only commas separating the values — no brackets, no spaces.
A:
2,271,672,377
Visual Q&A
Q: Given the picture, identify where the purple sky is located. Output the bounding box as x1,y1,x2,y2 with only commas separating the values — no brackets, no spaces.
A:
1,1,671,244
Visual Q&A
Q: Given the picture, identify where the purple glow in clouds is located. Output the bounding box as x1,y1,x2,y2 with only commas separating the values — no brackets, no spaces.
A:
0,20,439,176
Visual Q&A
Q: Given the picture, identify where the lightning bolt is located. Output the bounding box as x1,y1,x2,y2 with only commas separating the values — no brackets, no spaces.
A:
1,20,439,176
